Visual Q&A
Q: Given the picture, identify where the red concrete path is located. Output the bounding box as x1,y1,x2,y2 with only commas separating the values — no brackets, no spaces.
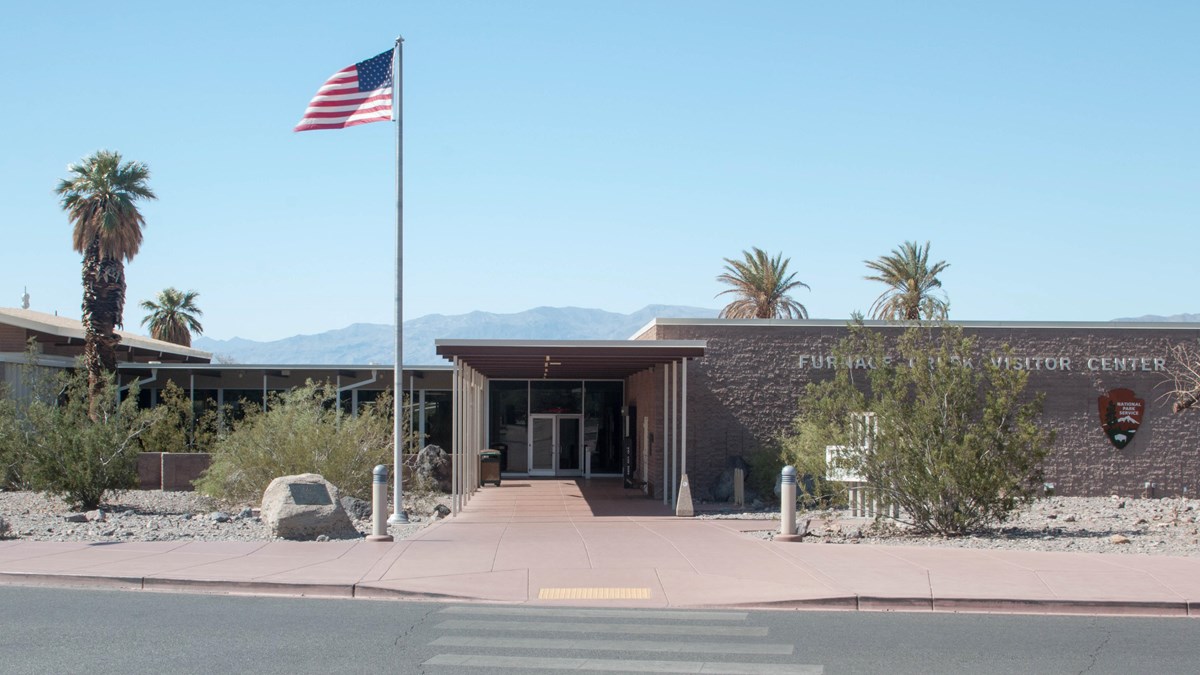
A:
2,479,1199,616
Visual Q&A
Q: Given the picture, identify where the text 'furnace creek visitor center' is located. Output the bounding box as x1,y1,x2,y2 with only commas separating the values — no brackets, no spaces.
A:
3,306,1200,502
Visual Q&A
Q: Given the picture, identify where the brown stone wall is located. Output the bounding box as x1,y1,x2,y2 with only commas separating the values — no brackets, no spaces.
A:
652,322,1200,499
626,366,666,500
137,452,211,491
0,324,28,352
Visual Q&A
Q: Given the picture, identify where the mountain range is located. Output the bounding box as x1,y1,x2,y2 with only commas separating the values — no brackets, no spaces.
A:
193,304,719,366
1112,313,1200,323
194,308,1198,366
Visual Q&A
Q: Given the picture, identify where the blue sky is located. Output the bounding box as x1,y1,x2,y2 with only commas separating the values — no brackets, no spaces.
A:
3,1,1196,341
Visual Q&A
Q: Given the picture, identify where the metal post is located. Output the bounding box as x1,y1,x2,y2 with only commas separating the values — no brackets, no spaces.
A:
671,360,677,508
389,37,409,526
451,357,460,516
662,364,669,505
418,389,426,448
367,465,393,542
777,465,802,542
681,358,688,478
189,372,196,443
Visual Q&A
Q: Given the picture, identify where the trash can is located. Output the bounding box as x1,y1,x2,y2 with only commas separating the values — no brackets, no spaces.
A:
490,443,508,472
479,450,502,487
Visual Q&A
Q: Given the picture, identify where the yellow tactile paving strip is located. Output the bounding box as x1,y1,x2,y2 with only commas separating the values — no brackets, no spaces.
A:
537,587,652,600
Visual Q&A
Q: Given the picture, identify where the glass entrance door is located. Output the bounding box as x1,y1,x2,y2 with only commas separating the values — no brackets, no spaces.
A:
530,415,555,476
528,414,583,476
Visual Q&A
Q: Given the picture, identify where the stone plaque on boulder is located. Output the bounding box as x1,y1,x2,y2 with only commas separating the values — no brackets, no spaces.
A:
289,482,332,506
261,473,358,541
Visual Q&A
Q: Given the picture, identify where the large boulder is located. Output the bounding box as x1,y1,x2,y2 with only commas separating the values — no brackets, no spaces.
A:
412,445,451,492
261,474,359,540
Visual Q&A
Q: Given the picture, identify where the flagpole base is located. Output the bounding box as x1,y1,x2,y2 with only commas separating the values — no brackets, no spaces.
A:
388,512,409,525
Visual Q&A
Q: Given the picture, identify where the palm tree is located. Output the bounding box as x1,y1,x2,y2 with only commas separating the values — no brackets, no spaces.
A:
141,288,204,347
55,150,156,414
864,240,950,321
716,247,810,319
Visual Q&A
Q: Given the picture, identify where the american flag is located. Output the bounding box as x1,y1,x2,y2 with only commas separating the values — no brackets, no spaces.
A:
294,50,394,132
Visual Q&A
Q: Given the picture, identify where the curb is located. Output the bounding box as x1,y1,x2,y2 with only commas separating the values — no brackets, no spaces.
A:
1,571,1195,617
142,577,355,599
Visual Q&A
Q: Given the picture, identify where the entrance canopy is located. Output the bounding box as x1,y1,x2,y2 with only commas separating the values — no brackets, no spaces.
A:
434,339,706,379
434,339,707,517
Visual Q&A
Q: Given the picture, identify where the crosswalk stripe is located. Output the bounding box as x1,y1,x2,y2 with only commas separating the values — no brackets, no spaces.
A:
439,606,749,621
435,619,769,637
430,635,794,655
423,653,823,673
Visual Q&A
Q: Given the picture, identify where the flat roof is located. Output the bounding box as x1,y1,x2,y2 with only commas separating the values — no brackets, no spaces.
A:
435,339,706,379
116,363,453,372
632,317,1200,338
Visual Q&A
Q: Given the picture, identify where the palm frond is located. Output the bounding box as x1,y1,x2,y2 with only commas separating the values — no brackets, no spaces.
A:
716,247,809,319
864,241,949,321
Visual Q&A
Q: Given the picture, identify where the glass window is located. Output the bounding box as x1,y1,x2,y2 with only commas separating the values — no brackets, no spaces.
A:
422,390,453,451
584,381,624,474
530,381,582,414
489,381,529,472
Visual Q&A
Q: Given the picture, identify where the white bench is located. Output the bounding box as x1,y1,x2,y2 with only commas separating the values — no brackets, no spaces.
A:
825,444,899,520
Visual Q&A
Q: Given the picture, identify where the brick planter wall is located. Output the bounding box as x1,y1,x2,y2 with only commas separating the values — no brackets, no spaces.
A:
137,452,212,491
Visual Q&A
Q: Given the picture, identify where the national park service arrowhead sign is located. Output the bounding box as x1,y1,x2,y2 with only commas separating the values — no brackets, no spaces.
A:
1098,388,1144,449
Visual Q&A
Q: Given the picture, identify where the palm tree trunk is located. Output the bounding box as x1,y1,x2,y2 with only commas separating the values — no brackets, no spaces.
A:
81,242,125,419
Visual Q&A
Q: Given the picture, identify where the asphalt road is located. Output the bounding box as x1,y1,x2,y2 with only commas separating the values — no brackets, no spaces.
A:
1,586,1198,674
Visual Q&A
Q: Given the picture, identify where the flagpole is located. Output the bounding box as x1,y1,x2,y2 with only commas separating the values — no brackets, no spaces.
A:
389,36,409,525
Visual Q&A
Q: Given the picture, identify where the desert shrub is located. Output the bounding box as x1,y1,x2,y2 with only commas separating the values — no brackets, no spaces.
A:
0,389,22,489
20,366,159,510
138,381,221,453
783,322,1054,535
197,381,412,503
744,445,784,503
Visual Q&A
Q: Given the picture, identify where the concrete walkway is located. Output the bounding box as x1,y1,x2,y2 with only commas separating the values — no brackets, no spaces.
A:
2,479,1199,617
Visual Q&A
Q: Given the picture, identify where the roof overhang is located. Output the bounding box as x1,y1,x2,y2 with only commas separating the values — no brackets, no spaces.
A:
435,339,706,379
0,307,211,363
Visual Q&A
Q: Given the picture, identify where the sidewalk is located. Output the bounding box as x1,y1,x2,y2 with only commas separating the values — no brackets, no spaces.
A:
1,479,1198,617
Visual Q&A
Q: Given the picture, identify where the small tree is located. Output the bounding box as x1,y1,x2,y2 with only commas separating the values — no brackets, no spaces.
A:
196,381,413,503
0,389,22,489
1163,340,1200,413
21,365,159,510
783,322,1054,535
138,381,221,453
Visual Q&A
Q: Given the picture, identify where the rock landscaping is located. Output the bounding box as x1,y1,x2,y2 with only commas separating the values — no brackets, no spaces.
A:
3,488,1197,557
718,495,1200,557
0,488,450,543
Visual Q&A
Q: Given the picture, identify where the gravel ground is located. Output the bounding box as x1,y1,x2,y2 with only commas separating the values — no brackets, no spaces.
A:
3,490,1198,557
0,489,450,543
712,495,1200,557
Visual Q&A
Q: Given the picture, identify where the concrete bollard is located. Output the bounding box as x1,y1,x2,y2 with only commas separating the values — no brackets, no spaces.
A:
366,464,394,542
776,465,803,542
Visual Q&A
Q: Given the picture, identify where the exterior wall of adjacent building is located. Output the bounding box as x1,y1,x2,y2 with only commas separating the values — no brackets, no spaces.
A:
625,365,665,499
638,320,1200,499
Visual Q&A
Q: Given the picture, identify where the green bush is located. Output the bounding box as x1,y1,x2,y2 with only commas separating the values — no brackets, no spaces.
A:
138,381,221,453
196,381,410,503
783,322,1054,535
0,390,22,489
20,366,159,510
